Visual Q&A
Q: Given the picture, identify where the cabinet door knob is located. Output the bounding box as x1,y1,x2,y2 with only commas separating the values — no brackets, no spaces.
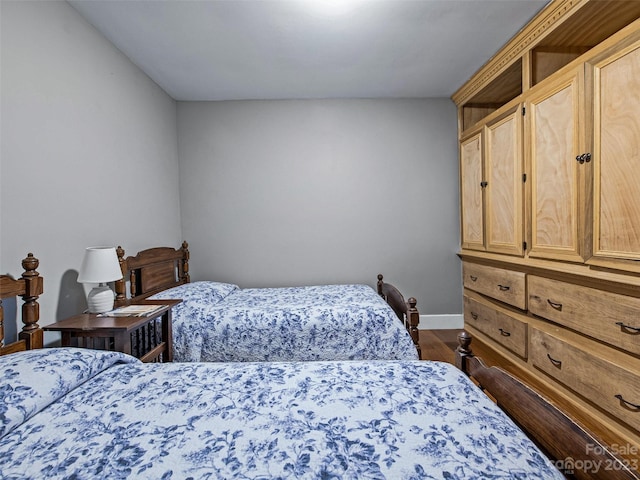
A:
497,284,510,291
480,181,488,187
499,328,511,337
576,152,592,164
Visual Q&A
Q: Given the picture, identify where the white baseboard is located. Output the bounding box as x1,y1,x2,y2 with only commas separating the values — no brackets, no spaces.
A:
418,314,463,330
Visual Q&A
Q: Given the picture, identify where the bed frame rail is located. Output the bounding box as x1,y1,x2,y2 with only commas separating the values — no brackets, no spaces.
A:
455,330,639,480
0,253,44,354
377,274,421,358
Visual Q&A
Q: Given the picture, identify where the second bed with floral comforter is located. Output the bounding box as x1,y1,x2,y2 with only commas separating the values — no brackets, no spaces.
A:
149,281,419,362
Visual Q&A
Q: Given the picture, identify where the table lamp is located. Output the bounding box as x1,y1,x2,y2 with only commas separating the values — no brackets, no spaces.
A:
77,246,123,313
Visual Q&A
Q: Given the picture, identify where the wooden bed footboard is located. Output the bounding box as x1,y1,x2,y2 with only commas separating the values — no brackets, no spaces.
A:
377,274,421,358
0,253,44,354
455,330,639,480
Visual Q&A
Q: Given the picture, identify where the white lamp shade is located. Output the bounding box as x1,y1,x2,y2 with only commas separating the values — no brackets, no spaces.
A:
77,246,123,284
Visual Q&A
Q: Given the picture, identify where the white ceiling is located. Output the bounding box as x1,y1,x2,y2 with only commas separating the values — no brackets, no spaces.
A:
68,0,549,101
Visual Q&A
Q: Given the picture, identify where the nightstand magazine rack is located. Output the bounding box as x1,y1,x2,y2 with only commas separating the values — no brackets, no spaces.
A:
44,300,180,362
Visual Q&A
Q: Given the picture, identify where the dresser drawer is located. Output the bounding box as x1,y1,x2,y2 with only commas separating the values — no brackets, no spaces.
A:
531,328,640,433
528,275,640,356
462,262,526,309
464,295,527,358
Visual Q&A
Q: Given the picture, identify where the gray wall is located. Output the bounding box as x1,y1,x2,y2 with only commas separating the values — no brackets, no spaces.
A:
177,99,462,315
1,1,463,342
1,1,182,342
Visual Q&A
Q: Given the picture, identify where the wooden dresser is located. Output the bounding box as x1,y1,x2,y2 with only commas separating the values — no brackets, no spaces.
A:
453,0,640,462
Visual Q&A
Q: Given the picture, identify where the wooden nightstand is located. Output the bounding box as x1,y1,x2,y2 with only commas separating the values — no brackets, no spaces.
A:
44,299,181,362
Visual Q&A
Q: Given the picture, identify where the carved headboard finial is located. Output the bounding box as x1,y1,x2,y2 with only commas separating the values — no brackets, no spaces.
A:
455,330,473,372
22,253,39,277
181,241,190,283
457,330,472,355
114,246,126,303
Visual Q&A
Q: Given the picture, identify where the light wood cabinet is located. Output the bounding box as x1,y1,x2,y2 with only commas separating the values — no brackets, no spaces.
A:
459,105,524,256
462,261,526,310
463,260,640,451
454,1,640,461
464,292,527,358
485,105,525,256
591,35,640,264
460,131,484,250
530,327,640,433
526,67,591,262
528,275,640,356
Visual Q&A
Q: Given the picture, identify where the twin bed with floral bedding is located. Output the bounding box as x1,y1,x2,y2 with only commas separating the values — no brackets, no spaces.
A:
115,242,420,362
0,347,565,479
147,280,419,362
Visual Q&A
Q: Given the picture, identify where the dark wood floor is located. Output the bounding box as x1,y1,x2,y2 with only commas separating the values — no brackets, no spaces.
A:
418,329,461,363
418,329,516,373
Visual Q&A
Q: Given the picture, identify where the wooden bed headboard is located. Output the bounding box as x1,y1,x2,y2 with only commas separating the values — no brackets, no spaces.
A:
0,253,44,354
115,241,190,305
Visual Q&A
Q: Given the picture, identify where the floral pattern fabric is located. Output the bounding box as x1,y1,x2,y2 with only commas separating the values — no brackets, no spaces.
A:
0,349,564,479
0,348,136,438
149,281,240,361
151,282,419,362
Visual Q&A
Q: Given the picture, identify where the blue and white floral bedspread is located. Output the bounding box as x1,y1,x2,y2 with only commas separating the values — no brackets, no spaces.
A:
0,348,563,479
150,281,419,362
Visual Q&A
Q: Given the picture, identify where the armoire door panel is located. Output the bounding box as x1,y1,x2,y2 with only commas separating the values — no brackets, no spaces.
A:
528,69,587,262
593,38,640,261
460,132,485,251
485,105,524,256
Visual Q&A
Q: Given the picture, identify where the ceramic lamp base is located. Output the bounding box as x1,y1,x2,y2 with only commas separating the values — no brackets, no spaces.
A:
87,284,115,313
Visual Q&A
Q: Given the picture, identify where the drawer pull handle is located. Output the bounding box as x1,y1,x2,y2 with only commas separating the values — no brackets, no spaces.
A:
470,275,478,282
497,284,510,291
499,328,511,337
546,353,562,368
615,394,640,411
615,321,640,333
470,312,478,320
547,299,563,311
